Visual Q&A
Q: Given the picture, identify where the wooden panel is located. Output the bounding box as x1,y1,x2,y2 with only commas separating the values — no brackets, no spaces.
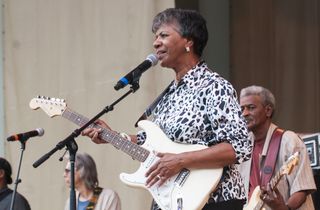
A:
230,0,320,132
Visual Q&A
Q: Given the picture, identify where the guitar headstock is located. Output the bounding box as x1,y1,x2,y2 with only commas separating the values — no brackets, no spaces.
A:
29,96,67,117
280,152,300,176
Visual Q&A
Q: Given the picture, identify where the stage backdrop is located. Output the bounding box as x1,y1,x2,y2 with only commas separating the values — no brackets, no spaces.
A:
2,0,174,210
230,0,320,132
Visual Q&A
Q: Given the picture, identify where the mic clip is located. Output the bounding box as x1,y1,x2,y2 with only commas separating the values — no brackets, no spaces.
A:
130,80,140,93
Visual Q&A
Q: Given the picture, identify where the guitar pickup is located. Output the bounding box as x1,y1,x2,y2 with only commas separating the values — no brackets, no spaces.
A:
174,168,190,187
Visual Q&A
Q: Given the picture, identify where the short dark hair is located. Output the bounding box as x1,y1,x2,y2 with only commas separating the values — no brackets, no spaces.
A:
152,8,208,57
0,157,13,184
75,153,99,190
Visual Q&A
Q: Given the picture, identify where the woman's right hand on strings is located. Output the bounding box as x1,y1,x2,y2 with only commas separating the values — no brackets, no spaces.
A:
81,119,112,144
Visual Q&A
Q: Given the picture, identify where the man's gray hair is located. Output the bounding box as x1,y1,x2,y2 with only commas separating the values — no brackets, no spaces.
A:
75,152,99,190
240,85,276,113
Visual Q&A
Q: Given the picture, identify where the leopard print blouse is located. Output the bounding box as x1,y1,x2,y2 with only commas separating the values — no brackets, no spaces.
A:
137,61,252,208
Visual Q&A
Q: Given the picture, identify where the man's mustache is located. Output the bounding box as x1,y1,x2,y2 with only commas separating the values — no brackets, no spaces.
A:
244,117,253,123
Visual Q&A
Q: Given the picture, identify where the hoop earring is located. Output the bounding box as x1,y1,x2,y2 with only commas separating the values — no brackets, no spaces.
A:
185,46,190,52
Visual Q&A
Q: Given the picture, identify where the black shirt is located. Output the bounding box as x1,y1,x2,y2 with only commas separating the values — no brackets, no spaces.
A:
0,187,31,210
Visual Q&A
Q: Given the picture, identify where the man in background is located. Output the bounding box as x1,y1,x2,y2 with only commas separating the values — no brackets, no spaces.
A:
239,85,316,210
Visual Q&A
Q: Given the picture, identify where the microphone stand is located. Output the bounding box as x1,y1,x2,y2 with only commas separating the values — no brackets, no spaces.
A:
66,138,78,210
32,82,140,210
9,140,26,210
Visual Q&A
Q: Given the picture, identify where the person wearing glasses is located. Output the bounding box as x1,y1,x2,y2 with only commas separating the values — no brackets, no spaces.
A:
63,152,121,210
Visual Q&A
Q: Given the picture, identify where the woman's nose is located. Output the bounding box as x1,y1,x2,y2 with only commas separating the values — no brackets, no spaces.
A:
153,38,161,49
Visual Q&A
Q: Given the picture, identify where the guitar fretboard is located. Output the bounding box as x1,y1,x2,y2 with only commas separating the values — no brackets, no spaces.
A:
62,108,150,162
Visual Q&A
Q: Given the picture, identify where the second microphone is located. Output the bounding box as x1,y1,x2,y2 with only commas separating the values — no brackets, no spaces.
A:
7,128,45,142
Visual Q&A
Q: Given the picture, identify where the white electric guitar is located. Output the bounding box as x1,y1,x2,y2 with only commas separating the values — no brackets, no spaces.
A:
29,96,223,210
243,152,299,210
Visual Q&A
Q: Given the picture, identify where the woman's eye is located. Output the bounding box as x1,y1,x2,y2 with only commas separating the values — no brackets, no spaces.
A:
160,33,168,38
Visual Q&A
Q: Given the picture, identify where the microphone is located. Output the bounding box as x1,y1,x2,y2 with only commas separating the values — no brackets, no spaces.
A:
114,54,158,90
7,128,45,142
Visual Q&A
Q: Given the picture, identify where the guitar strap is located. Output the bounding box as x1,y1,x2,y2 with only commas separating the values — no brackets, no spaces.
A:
260,128,285,187
86,187,103,210
134,80,174,127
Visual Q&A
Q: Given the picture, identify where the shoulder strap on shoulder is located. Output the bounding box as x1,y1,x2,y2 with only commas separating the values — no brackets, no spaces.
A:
86,187,103,210
260,128,285,187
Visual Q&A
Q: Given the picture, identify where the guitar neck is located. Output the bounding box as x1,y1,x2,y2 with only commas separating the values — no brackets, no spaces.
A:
62,108,149,162
269,169,284,191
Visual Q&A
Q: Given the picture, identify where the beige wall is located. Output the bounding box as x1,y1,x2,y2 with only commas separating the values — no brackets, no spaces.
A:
3,0,174,209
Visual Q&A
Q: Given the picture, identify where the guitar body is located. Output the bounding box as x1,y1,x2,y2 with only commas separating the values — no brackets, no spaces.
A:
120,120,223,210
243,186,265,210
